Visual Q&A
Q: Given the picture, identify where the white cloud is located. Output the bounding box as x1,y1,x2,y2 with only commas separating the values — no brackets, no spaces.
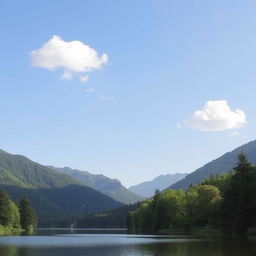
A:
30,35,108,81
185,100,246,131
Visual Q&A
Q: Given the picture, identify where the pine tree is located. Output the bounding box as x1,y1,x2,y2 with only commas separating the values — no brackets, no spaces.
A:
221,153,255,236
19,196,37,231
0,189,12,226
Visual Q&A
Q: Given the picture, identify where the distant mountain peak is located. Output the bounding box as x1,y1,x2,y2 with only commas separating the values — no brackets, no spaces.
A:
128,173,187,198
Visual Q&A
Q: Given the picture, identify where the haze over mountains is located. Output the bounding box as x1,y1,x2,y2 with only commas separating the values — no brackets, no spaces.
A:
51,166,144,204
129,173,187,198
169,140,256,190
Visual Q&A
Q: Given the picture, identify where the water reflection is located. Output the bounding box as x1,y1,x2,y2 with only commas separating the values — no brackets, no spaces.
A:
0,247,18,256
0,234,255,256
0,245,144,256
140,240,256,256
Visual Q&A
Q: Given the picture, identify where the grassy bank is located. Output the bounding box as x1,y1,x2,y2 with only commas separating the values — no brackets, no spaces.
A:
0,225,22,236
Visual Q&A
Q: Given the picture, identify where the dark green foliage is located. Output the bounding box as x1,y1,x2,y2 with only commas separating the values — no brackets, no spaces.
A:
76,204,139,228
221,154,256,236
41,185,123,215
1,184,123,226
42,203,141,229
0,189,12,226
169,140,256,190
0,189,21,234
19,196,37,231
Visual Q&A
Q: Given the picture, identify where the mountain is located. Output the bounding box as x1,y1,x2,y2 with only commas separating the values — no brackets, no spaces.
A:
51,167,144,204
0,149,122,225
169,139,256,190
128,173,187,198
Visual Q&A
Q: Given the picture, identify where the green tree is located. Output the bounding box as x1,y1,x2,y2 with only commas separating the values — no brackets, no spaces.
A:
185,186,198,229
131,189,187,233
156,189,186,230
134,200,154,232
221,153,256,236
9,202,20,229
0,189,12,226
19,196,37,231
201,173,232,192
186,185,222,228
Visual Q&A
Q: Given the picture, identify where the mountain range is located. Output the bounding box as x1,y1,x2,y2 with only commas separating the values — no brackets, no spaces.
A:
0,149,124,225
169,139,256,190
1,139,256,227
51,166,144,204
128,173,187,198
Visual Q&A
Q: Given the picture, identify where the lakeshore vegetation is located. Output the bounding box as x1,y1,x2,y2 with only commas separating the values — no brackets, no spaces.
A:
0,190,37,235
0,151,256,238
127,154,256,236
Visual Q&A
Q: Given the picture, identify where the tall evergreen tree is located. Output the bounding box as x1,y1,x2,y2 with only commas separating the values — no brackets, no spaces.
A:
19,196,37,231
221,153,255,236
0,189,12,226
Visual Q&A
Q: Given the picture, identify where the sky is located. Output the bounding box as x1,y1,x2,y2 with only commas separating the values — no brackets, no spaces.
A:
0,0,256,187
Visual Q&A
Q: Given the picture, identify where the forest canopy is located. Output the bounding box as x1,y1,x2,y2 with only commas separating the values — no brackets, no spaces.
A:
127,154,256,236
0,190,37,235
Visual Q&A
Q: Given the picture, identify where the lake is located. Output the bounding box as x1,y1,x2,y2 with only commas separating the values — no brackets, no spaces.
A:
0,229,256,256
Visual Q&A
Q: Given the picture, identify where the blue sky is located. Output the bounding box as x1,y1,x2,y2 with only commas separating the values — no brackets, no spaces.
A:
0,0,256,186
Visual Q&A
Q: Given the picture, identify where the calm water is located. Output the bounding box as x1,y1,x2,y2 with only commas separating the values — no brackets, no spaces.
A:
0,230,256,256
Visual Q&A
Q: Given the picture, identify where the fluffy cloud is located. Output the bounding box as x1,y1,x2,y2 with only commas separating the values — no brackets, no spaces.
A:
30,35,108,81
186,100,246,131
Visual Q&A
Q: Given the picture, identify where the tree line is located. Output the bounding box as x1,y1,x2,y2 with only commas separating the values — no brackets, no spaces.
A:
127,154,256,236
0,190,37,235
75,203,140,228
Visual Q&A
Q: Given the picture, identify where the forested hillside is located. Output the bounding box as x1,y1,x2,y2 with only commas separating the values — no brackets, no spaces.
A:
76,203,140,228
0,150,122,225
169,140,256,190
52,166,143,204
